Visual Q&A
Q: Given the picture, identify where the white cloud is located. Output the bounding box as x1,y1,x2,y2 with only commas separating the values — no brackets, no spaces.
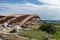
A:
0,3,43,15
38,0,60,8
0,3,36,14
0,1,60,20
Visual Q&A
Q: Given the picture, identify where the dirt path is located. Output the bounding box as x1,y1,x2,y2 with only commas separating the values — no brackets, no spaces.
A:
0,33,29,40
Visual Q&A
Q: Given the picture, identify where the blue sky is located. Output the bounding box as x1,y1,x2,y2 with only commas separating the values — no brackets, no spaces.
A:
0,0,60,20
0,0,44,5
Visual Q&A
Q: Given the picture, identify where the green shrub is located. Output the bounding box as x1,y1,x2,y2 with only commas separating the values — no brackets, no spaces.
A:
39,22,56,34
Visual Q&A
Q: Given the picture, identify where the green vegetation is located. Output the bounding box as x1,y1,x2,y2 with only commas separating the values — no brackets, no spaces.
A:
18,21,47,40
38,22,56,34
50,25,60,40
18,30,47,40
17,21,60,40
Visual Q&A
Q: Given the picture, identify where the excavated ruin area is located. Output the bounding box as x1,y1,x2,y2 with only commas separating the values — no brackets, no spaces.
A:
0,24,29,40
0,14,40,40
0,24,14,33
0,21,37,40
